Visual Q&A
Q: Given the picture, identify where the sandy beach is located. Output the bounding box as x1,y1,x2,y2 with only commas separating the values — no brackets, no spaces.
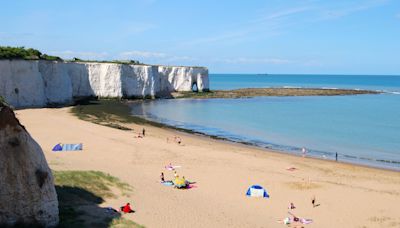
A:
16,107,400,228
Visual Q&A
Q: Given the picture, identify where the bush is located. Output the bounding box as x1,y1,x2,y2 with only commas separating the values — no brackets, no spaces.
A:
0,46,62,61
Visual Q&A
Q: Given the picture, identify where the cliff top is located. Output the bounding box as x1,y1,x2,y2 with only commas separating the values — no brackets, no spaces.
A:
0,46,207,68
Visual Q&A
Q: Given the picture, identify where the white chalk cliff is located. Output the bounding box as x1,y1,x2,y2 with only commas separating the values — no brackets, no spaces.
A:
0,103,59,227
0,60,209,108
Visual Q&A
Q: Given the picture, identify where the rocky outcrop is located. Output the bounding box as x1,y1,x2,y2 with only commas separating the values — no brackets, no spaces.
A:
0,60,209,108
0,102,59,227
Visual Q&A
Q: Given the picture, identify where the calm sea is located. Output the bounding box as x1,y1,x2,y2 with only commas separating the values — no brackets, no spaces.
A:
131,74,400,170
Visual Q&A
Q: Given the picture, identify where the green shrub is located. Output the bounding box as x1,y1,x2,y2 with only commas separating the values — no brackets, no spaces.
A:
0,46,62,61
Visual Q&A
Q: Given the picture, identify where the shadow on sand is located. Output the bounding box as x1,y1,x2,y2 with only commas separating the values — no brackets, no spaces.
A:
56,186,121,228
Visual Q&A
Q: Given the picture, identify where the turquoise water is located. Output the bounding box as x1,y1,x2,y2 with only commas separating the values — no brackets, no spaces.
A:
211,74,400,93
131,74,400,170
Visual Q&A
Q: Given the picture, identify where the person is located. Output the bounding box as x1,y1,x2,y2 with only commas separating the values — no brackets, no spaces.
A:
311,195,316,207
174,171,178,178
142,128,145,137
160,172,165,182
289,202,296,210
288,211,300,222
302,147,307,157
335,152,338,161
175,136,182,145
121,203,134,213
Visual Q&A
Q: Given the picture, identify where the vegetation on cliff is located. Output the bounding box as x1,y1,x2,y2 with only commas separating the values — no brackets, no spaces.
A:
70,57,143,65
0,46,144,64
0,46,62,61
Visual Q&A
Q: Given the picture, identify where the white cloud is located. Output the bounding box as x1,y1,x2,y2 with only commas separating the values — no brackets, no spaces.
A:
255,6,313,22
118,50,197,64
320,0,389,19
120,50,167,59
48,50,108,60
175,0,390,49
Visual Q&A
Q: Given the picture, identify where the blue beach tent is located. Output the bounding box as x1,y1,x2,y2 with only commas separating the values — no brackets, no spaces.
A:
52,143,83,152
246,185,269,198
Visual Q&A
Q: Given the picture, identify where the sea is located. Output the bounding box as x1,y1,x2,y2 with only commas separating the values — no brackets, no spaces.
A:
130,74,400,170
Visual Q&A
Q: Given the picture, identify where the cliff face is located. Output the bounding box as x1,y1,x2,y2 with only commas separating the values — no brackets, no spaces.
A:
0,102,59,227
0,60,209,108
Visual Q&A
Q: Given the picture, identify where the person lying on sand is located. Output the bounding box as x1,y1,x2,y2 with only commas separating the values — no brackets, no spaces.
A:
288,212,313,225
134,133,143,138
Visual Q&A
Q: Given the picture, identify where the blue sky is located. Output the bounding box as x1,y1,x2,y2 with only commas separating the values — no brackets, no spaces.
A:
1,0,399,74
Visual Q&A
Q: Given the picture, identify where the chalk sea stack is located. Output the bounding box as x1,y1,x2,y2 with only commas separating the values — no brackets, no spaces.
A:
0,101,59,227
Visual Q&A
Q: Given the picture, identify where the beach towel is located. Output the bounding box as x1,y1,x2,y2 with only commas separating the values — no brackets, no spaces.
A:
300,218,313,224
162,181,174,186
52,143,83,152
165,165,181,170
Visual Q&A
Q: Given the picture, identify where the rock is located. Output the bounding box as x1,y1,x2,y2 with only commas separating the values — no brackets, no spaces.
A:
0,102,59,227
0,60,209,108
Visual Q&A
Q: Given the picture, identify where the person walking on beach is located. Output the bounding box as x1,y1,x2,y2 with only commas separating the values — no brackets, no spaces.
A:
142,128,146,137
311,195,316,207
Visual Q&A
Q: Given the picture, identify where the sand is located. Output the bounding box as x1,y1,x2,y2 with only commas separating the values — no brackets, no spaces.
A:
16,107,400,228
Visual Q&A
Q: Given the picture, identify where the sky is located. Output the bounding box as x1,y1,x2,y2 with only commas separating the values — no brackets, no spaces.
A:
1,0,399,74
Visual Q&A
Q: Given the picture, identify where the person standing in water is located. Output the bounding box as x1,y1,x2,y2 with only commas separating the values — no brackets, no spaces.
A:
335,152,338,161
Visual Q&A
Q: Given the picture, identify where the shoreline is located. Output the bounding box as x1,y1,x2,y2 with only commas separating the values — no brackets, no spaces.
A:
132,110,400,172
169,125,400,174
71,99,399,172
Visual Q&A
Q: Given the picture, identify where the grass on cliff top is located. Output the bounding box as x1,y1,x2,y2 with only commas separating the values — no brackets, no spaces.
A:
173,88,379,99
54,170,143,228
